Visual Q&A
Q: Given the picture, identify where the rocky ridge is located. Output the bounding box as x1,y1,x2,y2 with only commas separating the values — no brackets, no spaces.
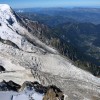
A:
0,80,64,100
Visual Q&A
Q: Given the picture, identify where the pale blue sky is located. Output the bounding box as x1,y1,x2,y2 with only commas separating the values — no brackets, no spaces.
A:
0,0,100,8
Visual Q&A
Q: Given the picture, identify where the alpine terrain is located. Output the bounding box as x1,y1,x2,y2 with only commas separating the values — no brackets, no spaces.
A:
0,4,100,100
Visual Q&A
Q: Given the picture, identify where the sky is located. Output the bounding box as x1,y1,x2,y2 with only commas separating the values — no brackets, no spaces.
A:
0,0,100,8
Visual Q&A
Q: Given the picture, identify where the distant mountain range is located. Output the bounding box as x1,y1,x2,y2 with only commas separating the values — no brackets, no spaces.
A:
15,8,100,24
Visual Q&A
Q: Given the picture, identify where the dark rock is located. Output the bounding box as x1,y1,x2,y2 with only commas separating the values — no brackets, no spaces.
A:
0,65,5,72
6,17,14,25
32,81,47,94
7,80,21,91
48,85,62,93
0,80,64,100
0,80,21,91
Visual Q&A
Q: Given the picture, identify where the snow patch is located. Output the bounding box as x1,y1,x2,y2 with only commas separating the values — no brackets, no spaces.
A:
0,87,44,100
13,94,29,100
0,4,11,11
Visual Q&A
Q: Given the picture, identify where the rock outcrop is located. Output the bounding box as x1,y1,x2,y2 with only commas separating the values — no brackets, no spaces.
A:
0,65,5,72
0,80,64,100
0,80,21,91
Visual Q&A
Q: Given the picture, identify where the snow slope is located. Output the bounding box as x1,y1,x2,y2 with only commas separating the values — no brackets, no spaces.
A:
0,4,58,54
0,88,44,100
0,4,100,100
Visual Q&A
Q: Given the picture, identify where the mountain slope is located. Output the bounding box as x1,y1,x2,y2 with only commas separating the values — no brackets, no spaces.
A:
0,4,58,54
52,22,100,75
0,4,100,100
18,10,100,76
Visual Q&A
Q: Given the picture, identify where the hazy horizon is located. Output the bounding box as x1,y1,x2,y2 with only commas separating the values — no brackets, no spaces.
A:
0,0,100,9
14,6,100,9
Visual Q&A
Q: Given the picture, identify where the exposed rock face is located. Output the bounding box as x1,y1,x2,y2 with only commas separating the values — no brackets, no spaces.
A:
43,89,63,100
43,85,64,100
32,81,47,94
0,80,64,100
20,81,64,100
0,65,5,71
0,80,21,91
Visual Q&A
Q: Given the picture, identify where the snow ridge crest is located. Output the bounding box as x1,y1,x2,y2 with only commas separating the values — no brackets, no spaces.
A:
0,4,11,11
